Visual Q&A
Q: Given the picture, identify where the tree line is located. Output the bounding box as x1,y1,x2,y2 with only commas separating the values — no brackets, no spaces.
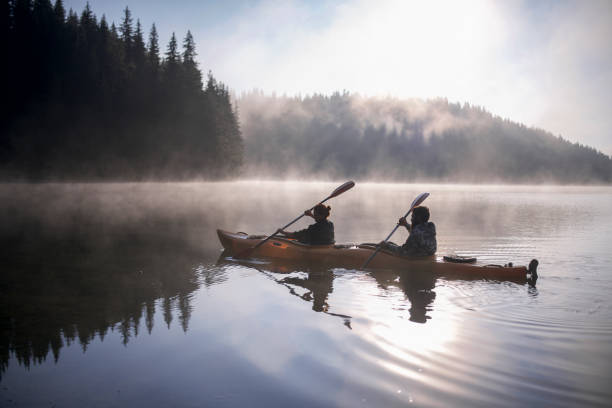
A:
238,91,612,183
0,1,243,180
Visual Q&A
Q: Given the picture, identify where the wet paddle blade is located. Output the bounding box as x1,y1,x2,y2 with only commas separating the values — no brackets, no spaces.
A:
329,180,355,199
409,192,430,212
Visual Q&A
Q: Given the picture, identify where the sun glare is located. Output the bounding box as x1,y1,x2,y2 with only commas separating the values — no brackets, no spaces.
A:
284,0,503,99
345,272,459,380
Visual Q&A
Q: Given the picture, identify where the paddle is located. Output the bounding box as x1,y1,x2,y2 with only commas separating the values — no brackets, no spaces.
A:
236,181,355,258
361,192,430,269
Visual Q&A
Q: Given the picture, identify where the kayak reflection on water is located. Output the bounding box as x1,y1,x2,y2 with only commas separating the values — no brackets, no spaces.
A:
280,270,335,313
217,252,437,326
370,269,437,323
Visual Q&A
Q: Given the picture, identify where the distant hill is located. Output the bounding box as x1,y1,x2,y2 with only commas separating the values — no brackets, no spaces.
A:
238,91,612,184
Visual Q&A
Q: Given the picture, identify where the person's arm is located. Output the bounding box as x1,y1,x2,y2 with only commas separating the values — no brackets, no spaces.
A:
277,211,313,238
398,216,411,232
278,226,310,242
276,228,295,238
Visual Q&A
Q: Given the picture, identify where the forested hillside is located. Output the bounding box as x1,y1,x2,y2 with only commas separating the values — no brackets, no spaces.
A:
0,1,243,180
238,91,612,183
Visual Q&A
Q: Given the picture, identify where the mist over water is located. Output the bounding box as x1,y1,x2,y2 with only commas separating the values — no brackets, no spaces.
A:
1,181,611,407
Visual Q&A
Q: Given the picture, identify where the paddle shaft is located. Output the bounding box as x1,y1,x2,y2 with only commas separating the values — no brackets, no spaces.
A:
361,207,414,268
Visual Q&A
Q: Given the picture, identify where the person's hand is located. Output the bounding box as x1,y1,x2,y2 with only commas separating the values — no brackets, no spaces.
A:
378,240,386,247
304,209,313,218
276,228,285,235
398,216,408,227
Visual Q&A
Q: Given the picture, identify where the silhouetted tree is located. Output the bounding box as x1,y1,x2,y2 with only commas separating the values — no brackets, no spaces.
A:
1,2,244,180
119,6,131,45
53,0,64,21
165,31,179,63
147,23,160,71
182,30,201,91
133,19,145,65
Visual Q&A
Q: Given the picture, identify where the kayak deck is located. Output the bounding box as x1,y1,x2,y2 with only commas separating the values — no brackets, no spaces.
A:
216,229,538,284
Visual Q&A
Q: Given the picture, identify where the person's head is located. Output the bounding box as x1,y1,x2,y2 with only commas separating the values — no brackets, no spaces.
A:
313,204,331,221
411,206,430,225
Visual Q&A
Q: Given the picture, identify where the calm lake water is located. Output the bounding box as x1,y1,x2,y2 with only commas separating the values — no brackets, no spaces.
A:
1,181,611,407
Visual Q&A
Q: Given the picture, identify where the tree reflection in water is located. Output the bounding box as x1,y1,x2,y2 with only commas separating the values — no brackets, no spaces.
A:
0,217,207,378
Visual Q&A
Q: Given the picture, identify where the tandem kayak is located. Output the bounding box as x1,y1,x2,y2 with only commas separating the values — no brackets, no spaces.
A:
216,230,539,284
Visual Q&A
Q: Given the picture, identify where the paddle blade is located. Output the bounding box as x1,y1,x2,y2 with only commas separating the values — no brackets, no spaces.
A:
410,192,429,210
329,180,355,199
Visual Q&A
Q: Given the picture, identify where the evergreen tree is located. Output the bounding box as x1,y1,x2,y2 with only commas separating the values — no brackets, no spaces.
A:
162,31,180,105
33,0,54,27
79,1,93,26
147,23,160,72
51,1,67,84
65,9,78,43
133,19,145,59
97,14,112,103
12,0,34,111
99,13,108,33
182,30,202,92
165,31,179,63
32,0,56,98
119,5,132,65
182,30,196,63
53,0,65,22
119,6,132,43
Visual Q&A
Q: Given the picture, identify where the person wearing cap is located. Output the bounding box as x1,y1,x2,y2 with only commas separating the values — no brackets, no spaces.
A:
381,206,436,256
277,204,335,245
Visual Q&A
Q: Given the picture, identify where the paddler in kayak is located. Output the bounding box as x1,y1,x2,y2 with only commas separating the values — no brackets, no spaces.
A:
381,206,437,256
276,204,335,245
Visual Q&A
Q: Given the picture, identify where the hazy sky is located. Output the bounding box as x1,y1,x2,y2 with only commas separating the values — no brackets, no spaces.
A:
64,0,612,155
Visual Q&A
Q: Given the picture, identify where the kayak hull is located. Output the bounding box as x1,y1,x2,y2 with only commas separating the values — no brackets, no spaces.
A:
217,229,537,282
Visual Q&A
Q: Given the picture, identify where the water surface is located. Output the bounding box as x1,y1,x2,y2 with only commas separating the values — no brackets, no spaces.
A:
1,182,611,407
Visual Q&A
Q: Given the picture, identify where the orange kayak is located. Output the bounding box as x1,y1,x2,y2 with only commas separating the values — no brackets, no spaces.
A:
217,230,539,284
